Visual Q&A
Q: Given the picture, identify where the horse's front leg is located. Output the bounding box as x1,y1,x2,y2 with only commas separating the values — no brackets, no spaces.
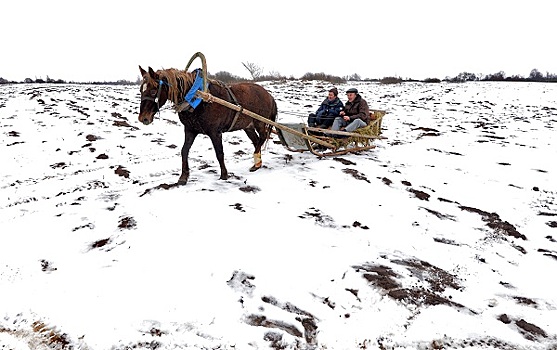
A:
178,128,198,185
208,132,228,180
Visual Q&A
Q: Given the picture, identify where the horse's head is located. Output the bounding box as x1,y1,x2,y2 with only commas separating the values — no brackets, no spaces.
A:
138,66,170,125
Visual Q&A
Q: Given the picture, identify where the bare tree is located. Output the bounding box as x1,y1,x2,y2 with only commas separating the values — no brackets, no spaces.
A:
529,68,543,81
242,62,263,80
346,73,361,81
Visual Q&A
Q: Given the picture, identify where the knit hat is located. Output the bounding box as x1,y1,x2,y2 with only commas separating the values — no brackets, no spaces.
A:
346,88,358,94
329,87,338,96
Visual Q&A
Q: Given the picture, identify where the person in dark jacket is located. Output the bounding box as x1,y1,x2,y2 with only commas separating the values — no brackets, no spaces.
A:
307,87,344,128
331,87,370,133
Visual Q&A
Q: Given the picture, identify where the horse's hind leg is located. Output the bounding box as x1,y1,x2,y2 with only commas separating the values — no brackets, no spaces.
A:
244,128,263,172
178,128,198,185
208,132,228,180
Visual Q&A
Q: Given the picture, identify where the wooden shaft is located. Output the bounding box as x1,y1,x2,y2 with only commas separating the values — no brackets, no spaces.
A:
195,90,335,149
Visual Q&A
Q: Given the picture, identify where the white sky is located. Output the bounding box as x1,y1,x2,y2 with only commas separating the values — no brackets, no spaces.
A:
1,0,555,82
1,80,557,348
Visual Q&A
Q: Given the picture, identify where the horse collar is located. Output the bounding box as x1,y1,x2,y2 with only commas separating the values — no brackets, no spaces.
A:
184,69,206,109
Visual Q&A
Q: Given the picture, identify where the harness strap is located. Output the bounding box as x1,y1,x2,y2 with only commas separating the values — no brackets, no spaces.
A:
223,84,242,132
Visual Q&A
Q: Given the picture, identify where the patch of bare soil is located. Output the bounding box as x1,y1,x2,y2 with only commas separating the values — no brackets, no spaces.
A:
351,256,554,347
118,216,136,229
351,221,369,230
422,207,456,220
408,188,431,200
71,223,94,232
90,238,111,249
299,207,336,227
40,259,57,273
413,126,441,139
381,335,527,350
459,206,527,240
32,321,71,349
333,157,356,165
433,237,460,246
139,182,181,197
352,258,466,310
342,168,370,182
282,154,293,164
227,271,319,347
381,177,393,186
227,270,256,296
50,162,68,169
113,120,136,129
230,203,245,212
498,314,548,341
85,134,99,141
114,165,130,178
239,185,260,193
515,318,548,340
245,297,318,346
537,248,557,260
117,340,162,349
245,314,302,338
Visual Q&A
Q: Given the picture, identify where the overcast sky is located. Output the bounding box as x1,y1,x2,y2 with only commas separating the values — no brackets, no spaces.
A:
2,0,555,82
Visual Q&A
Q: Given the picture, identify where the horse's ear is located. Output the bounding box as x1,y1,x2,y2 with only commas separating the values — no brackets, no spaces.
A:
139,65,147,77
148,67,158,80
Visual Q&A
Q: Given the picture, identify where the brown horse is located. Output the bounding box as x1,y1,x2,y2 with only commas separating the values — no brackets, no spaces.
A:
138,66,277,185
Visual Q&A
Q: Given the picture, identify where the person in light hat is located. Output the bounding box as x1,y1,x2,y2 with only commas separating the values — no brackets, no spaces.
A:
307,87,344,129
331,87,370,133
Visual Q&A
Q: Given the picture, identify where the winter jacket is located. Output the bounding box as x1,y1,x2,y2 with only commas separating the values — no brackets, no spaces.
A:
343,94,370,123
315,97,344,119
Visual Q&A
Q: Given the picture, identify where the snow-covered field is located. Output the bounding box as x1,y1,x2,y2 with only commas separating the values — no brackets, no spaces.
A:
1,80,556,349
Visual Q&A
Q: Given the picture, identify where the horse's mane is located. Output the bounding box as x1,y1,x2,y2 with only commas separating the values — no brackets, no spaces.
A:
145,68,230,107
142,68,196,106
162,69,196,106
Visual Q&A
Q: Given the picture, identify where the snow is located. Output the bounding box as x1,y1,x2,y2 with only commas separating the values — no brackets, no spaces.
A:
1,80,556,349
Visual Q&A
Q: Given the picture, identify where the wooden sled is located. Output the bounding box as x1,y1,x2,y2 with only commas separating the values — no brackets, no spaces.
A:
275,110,387,156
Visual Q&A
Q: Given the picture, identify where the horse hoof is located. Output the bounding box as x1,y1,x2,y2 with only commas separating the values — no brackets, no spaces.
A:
177,176,188,185
249,161,262,172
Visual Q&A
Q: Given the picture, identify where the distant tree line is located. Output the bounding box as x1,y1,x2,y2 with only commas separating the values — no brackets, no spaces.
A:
1,67,556,85
441,69,557,83
0,75,137,85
